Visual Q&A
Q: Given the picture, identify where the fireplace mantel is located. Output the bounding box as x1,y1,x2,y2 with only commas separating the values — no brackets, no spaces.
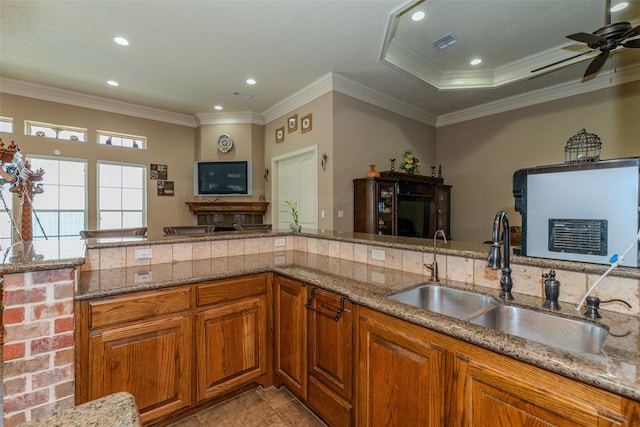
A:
185,201,269,229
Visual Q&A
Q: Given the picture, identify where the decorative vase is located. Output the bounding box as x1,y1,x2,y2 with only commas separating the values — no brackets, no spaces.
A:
290,223,301,233
365,164,380,178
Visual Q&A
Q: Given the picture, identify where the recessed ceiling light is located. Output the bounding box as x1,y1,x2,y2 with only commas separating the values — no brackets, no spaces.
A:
113,37,129,46
107,80,119,87
246,78,256,85
611,2,628,12
214,105,223,110
470,58,482,66
411,11,425,21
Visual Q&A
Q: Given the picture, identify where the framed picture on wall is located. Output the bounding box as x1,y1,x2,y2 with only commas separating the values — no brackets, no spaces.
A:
276,127,285,143
301,113,312,133
287,114,298,132
157,180,174,196
150,164,168,180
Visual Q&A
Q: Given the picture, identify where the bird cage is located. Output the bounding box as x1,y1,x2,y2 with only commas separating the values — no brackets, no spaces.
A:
564,129,601,164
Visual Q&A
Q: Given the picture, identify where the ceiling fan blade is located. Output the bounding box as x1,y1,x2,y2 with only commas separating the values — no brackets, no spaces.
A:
531,50,595,73
622,39,640,48
583,50,610,78
620,24,640,40
567,32,606,45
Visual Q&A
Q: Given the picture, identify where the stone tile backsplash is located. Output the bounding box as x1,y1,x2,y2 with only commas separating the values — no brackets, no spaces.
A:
83,235,640,316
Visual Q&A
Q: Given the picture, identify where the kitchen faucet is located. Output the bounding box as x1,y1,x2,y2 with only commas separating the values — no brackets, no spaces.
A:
425,229,447,282
487,211,514,300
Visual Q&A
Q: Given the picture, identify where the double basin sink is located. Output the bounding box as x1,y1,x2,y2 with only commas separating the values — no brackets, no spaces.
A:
389,284,608,354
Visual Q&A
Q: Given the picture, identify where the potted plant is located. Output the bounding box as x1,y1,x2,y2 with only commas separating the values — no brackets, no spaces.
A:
282,200,301,232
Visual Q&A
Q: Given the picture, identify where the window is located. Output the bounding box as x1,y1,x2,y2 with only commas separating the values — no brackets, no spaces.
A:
29,157,87,239
25,120,86,142
0,116,13,134
97,130,146,149
98,162,146,229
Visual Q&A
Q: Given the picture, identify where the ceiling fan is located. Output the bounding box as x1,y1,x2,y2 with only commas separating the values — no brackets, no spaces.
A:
532,0,640,79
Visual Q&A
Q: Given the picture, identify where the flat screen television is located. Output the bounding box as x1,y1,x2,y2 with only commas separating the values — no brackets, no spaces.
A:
193,161,252,196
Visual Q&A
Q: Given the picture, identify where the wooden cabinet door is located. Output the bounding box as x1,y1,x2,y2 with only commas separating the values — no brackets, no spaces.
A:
356,307,445,427
307,287,353,427
88,313,192,425
196,294,267,402
274,275,308,400
451,340,638,427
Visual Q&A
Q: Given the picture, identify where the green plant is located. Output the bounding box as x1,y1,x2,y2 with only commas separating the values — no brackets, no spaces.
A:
282,200,299,226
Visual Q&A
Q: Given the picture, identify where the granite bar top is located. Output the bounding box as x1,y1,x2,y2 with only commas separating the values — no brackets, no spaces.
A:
82,229,640,280
18,391,141,426
78,250,640,403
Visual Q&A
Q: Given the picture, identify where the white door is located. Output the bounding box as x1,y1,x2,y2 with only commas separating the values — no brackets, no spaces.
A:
273,146,318,231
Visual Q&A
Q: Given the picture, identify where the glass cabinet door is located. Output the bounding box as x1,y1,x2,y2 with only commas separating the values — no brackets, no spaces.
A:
377,182,396,235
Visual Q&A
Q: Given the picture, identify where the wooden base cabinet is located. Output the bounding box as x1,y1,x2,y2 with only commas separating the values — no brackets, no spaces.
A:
450,340,640,426
356,307,446,426
195,275,269,402
356,307,640,427
79,287,193,425
306,287,354,427
273,275,308,400
76,275,270,426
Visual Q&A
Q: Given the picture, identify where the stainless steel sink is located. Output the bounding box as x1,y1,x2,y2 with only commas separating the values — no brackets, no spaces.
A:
469,305,609,354
389,284,497,320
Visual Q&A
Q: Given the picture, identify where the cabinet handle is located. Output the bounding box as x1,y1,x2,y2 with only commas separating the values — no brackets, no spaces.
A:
305,287,347,321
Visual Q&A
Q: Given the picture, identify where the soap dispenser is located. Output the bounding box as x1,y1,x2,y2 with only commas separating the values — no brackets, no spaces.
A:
543,270,561,309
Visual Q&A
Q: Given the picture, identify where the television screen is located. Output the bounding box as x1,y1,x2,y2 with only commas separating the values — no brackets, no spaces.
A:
194,161,252,196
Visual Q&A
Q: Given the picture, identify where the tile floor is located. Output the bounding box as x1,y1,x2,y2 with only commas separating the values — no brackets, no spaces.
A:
167,386,327,427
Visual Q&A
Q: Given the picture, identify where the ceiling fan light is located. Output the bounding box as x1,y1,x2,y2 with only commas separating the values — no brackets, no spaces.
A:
470,58,482,66
610,2,628,12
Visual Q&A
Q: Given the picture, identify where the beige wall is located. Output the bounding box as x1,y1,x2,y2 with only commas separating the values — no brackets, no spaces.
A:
0,93,196,236
332,92,436,231
436,80,640,243
263,92,334,229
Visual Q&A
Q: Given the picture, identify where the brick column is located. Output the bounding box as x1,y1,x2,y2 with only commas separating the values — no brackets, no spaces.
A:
2,268,75,427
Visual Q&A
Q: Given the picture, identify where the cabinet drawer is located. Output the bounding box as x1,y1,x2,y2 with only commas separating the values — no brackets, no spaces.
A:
197,274,266,307
89,287,191,329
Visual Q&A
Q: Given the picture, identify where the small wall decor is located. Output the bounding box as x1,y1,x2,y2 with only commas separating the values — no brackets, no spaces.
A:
301,113,312,133
287,114,298,132
157,180,174,196
217,134,233,153
276,127,285,143
150,164,168,180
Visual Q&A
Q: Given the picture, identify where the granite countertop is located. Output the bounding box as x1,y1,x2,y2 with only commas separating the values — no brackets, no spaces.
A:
0,239,86,274
78,250,640,402
18,391,141,426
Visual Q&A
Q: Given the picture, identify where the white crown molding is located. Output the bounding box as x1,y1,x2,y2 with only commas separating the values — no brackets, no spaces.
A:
436,62,640,127
261,74,334,123
196,111,264,126
0,78,197,128
331,73,437,126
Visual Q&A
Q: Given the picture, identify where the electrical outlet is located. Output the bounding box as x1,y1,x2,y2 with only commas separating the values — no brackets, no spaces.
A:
275,238,285,247
135,248,153,260
275,255,286,265
134,271,152,283
371,249,385,261
338,210,344,219
321,210,325,218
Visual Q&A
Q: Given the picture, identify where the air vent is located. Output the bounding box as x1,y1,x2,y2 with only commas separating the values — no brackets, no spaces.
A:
432,33,458,50
231,90,253,99
548,219,607,256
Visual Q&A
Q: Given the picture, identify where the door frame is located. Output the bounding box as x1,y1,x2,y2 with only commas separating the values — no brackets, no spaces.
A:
271,144,318,229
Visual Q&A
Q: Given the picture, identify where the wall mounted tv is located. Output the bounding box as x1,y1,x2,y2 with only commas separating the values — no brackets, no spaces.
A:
193,161,252,196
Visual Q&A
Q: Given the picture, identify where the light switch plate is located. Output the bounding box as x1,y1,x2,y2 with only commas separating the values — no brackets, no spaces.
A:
371,249,385,261
135,248,153,260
